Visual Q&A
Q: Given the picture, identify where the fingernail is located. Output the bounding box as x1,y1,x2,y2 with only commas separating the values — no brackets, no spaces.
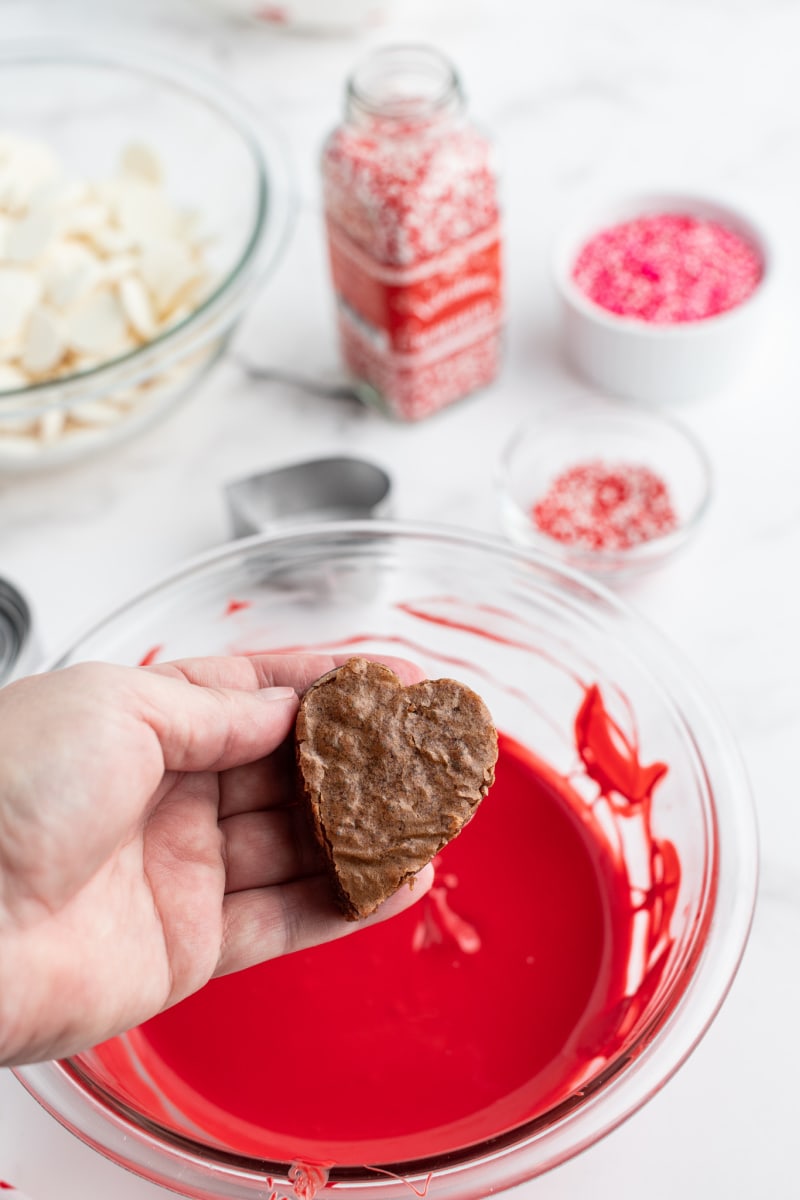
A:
258,686,297,701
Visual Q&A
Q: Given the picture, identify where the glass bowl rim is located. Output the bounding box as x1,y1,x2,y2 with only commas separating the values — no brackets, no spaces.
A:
15,519,758,1195
0,36,294,409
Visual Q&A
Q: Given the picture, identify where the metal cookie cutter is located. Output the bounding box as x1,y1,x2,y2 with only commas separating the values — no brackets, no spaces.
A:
225,455,392,538
0,576,36,685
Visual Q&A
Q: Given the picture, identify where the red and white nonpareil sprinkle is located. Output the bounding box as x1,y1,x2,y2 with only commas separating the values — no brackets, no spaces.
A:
531,460,678,552
572,213,762,323
323,117,500,267
322,111,503,420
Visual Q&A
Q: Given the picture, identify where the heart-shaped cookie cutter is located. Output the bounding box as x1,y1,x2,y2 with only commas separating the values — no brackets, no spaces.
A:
0,576,36,684
225,455,392,538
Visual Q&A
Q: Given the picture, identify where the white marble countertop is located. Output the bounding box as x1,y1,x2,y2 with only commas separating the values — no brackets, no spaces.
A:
1,0,799,1196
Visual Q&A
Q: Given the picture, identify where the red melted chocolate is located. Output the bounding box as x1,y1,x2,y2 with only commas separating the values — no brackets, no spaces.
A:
114,731,654,1166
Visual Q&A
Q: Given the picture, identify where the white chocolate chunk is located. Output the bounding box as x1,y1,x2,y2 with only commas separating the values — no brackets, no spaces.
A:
66,288,131,357
177,207,206,244
118,274,156,339
98,252,138,284
38,405,66,443
111,179,179,244
6,210,58,262
0,137,60,213
28,176,89,214
21,306,65,374
139,238,202,317
59,200,111,237
43,241,100,310
0,333,23,362
0,267,42,341
119,142,163,186
69,399,123,426
0,396,37,433
0,433,40,458
0,363,27,393
89,224,134,257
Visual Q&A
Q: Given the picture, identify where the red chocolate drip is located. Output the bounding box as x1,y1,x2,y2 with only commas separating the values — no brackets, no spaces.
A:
362,1167,433,1196
137,645,163,666
412,857,481,954
396,598,582,682
575,683,668,805
573,683,680,1056
288,1162,331,1200
224,599,252,617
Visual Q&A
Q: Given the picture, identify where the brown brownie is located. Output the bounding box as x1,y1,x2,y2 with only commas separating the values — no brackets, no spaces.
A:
295,656,498,920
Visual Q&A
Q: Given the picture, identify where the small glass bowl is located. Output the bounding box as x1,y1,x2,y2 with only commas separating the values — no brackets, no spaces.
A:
552,191,771,404
0,39,292,472
498,400,713,581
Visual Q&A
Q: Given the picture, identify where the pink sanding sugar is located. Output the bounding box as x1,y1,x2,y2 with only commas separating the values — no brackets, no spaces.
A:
532,460,678,551
572,213,762,323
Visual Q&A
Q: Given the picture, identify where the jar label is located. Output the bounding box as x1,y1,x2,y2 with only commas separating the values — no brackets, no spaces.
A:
326,220,503,363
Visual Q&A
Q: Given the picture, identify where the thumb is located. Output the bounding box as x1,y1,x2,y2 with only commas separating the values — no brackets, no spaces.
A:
133,672,299,773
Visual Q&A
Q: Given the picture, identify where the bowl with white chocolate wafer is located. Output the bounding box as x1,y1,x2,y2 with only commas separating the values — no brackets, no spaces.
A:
0,40,292,471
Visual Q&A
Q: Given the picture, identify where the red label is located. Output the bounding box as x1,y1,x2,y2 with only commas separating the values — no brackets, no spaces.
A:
327,222,503,360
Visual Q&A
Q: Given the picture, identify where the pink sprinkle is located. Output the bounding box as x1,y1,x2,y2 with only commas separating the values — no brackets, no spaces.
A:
572,213,762,323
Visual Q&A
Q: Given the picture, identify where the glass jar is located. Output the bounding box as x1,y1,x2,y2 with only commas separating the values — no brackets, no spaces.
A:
321,45,504,421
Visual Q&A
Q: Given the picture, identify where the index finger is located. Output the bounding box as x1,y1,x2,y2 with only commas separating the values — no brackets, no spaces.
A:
147,652,427,694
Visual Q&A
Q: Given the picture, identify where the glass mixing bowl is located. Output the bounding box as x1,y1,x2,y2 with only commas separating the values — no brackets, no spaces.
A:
0,39,292,471
13,522,757,1199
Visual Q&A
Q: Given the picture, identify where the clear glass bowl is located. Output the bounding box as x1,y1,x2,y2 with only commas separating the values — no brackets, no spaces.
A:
498,400,713,582
14,522,756,1199
0,39,292,471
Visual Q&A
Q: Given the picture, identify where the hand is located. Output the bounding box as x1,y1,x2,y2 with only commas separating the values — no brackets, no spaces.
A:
0,653,433,1067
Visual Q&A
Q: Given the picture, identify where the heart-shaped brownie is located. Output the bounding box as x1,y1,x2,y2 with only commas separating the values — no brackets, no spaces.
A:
295,657,498,920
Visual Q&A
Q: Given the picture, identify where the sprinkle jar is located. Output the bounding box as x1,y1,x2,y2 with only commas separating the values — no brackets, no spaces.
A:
321,45,504,421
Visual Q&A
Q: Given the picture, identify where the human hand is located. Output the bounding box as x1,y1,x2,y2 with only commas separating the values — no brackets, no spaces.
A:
0,653,433,1067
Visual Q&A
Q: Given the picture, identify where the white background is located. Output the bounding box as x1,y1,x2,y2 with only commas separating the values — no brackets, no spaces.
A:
0,1,799,1197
